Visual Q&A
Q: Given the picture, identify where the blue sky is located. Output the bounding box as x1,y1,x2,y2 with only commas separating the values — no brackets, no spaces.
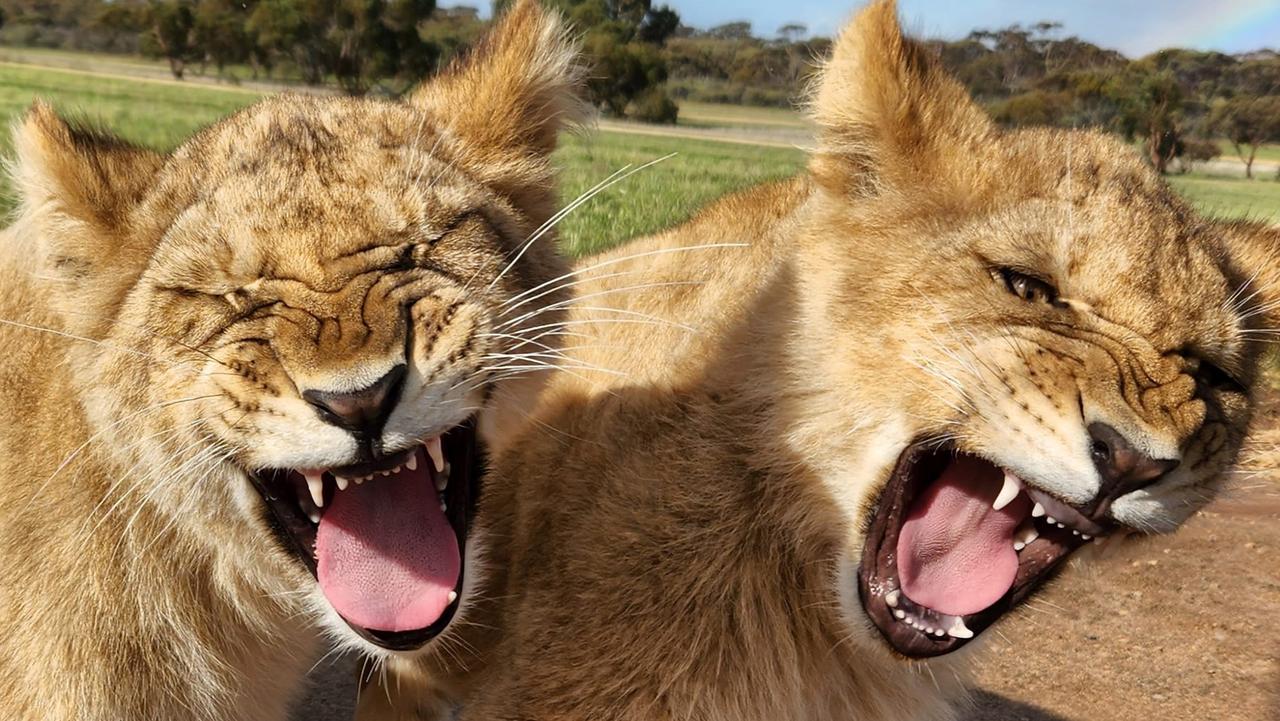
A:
453,1,1280,57
668,0,1280,56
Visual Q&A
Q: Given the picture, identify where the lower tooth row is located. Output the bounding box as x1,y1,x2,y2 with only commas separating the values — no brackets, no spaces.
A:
885,589,974,639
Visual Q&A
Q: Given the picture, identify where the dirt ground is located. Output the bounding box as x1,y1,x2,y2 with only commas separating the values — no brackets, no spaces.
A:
295,419,1280,721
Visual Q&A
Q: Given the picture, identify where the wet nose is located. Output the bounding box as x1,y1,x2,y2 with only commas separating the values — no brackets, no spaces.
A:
303,364,406,436
1087,422,1178,496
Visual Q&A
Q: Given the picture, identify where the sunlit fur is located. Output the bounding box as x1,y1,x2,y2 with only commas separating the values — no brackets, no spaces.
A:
362,2,1280,720
0,2,585,718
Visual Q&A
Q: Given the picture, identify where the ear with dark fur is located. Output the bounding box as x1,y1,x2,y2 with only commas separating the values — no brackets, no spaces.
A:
409,0,586,219
11,101,165,324
807,0,995,199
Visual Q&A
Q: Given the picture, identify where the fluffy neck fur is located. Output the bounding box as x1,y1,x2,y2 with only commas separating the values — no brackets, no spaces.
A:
366,179,967,721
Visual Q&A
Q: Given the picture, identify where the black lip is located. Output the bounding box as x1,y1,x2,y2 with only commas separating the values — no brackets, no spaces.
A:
856,439,1093,658
250,421,484,651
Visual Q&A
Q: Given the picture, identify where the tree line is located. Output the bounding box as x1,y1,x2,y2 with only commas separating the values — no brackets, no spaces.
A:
663,20,1280,176
1,1,1277,174
0,0,684,120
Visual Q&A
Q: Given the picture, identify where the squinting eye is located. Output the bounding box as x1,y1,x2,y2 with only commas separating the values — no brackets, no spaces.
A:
1193,358,1247,395
995,267,1059,306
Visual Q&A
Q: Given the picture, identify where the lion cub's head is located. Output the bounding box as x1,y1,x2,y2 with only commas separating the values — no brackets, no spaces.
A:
788,1,1278,659
10,0,582,655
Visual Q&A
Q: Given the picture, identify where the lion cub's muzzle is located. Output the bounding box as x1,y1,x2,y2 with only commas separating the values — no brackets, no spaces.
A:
1081,421,1178,517
858,424,1179,659
302,364,406,456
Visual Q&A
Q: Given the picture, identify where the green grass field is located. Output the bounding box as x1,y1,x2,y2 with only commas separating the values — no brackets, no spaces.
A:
1217,139,1280,164
0,62,1275,257
0,62,804,254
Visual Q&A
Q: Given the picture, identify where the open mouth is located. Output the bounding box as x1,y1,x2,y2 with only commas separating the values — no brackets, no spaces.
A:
250,422,481,651
857,440,1110,658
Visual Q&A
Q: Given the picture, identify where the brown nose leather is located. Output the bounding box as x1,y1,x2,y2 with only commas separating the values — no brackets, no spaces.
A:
1087,422,1178,498
303,365,406,436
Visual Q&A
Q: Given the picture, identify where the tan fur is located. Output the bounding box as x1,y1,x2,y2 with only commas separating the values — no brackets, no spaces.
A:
0,2,585,719
365,2,1280,720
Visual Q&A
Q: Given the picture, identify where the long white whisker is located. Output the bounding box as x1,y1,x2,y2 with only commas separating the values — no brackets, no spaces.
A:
497,282,704,331
502,242,748,308
486,154,677,293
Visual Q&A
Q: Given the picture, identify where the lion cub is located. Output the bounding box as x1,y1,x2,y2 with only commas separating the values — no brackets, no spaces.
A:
362,1,1280,719
0,2,584,719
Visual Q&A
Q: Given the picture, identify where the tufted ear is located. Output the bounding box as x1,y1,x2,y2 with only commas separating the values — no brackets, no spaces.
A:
11,101,165,324
409,0,586,219
807,0,995,200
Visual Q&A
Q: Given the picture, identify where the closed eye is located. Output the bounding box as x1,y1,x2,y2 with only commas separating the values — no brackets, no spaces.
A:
1192,357,1247,395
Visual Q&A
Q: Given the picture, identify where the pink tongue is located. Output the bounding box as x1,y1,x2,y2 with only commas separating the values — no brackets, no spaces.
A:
896,456,1028,616
315,454,459,632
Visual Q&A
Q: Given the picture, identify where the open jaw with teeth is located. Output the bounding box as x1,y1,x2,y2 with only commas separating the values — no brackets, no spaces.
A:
250,424,481,651
857,442,1110,658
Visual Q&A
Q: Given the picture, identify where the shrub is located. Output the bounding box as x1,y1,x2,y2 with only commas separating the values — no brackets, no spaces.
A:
630,86,679,124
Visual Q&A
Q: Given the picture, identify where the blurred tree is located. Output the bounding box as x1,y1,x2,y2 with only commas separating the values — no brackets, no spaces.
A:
417,6,485,71
1177,136,1221,172
493,0,680,122
193,0,254,77
776,23,806,43
1107,67,1186,173
637,4,678,45
142,0,197,79
706,21,751,40
247,0,331,84
328,0,438,95
91,0,148,52
1209,96,1280,178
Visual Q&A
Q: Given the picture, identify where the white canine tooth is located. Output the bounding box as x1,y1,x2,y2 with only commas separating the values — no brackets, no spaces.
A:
447,591,458,604
425,437,445,473
885,590,900,608
993,471,1023,511
1032,502,1046,518
894,610,906,620
308,511,321,524
947,618,975,639
304,471,325,508
1014,541,1025,551
335,476,349,491
1046,516,1057,525
405,454,418,472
